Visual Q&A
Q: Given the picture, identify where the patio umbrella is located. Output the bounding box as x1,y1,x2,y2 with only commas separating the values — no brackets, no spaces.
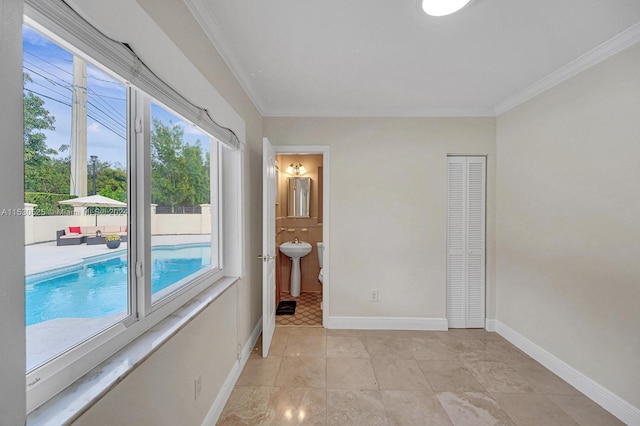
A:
59,194,127,225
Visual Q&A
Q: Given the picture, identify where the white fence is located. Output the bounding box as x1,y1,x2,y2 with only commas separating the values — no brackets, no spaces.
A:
23,204,212,245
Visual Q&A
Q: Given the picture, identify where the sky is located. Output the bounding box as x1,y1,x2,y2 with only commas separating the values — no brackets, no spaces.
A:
22,25,209,167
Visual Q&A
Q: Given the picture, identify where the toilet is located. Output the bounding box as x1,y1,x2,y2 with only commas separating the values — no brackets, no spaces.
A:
316,242,324,284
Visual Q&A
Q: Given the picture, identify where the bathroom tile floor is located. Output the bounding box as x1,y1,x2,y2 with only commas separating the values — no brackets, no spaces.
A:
276,292,322,327
218,328,623,425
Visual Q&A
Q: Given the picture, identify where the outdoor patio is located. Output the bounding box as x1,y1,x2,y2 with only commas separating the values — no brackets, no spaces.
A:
26,234,210,275
25,234,212,371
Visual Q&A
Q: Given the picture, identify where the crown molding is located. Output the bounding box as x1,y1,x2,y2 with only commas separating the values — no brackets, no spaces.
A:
183,1,640,119
263,106,496,118
183,0,267,116
494,22,640,116
182,0,494,119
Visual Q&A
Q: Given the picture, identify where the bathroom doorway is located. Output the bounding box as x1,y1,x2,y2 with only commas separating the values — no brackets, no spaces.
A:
274,152,324,327
258,143,331,357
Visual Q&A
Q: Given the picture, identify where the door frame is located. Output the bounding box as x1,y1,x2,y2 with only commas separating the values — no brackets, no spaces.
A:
273,145,330,326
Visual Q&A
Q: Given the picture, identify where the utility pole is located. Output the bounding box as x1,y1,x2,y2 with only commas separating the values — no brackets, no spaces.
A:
70,56,88,196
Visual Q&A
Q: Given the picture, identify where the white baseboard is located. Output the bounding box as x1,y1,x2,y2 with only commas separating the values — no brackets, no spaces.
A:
325,316,448,331
495,320,640,426
201,318,262,426
485,318,497,332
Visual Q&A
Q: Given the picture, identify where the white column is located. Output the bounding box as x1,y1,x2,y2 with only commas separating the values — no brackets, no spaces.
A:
24,203,37,245
70,56,87,196
151,203,158,235
199,204,211,234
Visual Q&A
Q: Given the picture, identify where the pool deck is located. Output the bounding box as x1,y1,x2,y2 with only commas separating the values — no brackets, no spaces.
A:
26,234,211,276
25,234,212,371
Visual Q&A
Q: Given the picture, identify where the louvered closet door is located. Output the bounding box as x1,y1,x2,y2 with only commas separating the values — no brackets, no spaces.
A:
447,158,466,328
447,156,486,328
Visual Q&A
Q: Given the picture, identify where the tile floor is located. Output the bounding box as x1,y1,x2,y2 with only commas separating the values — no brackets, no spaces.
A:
276,292,323,327
218,328,623,425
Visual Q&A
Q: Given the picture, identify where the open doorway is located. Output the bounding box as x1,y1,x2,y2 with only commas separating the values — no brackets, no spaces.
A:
261,141,329,356
274,153,324,327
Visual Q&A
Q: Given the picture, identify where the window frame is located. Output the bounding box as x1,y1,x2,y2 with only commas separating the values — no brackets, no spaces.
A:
23,11,237,414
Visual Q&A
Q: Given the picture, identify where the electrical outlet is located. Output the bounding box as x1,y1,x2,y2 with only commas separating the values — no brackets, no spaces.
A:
370,289,379,302
194,375,202,400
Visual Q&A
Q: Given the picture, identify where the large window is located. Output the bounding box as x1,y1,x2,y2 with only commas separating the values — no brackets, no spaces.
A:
22,6,236,411
150,102,220,304
23,26,132,372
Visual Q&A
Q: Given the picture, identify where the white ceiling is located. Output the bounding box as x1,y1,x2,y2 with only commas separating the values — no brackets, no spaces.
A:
184,0,640,117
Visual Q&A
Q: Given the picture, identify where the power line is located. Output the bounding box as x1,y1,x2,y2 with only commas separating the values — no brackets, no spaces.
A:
88,92,126,101
86,114,126,140
24,88,72,108
87,87,126,121
25,76,125,136
23,59,73,88
87,99,126,132
24,49,72,77
24,88,126,141
24,59,126,137
25,52,126,122
24,71,127,127
86,90,127,129
27,79,72,102
23,65,73,92
87,75,123,85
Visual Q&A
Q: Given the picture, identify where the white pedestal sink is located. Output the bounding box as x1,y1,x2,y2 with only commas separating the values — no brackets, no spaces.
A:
279,241,312,297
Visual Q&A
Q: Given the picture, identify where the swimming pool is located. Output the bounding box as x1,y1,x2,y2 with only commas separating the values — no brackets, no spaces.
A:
25,244,211,326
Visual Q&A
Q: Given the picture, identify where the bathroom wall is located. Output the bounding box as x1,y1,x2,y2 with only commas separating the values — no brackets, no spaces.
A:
276,154,323,220
276,154,324,294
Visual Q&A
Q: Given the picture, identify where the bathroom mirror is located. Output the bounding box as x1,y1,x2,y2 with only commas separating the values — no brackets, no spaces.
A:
287,177,311,217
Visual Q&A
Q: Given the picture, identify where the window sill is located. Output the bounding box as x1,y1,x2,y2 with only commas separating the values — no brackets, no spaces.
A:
27,276,239,426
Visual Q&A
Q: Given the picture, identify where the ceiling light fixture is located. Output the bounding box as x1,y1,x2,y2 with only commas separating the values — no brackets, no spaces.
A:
421,0,472,16
285,163,307,176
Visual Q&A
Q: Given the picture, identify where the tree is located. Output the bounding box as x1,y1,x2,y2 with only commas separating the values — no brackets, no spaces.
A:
86,161,127,203
151,118,210,207
23,73,61,193
183,142,210,205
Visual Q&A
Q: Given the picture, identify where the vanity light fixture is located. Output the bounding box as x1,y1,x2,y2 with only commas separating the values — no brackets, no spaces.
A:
421,0,472,16
286,162,307,175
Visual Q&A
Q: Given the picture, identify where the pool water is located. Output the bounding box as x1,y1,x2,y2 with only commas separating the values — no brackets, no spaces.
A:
25,244,211,326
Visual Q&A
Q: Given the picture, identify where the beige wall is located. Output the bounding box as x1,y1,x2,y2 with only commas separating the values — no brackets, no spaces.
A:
265,117,497,319
496,43,640,407
74,286,238,426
